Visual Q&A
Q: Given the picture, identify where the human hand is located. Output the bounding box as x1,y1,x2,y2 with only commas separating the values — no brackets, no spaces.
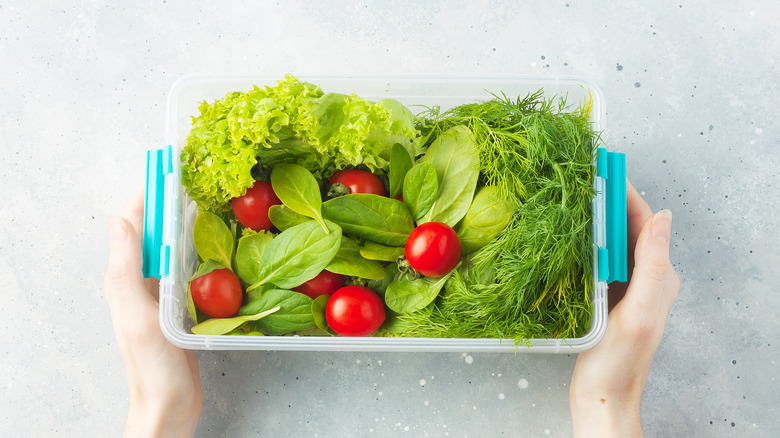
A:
104,186,202,437
569,180,680,437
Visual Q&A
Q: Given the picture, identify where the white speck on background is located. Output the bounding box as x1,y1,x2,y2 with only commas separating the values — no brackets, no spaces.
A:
419,379,426,386
464,355,474,364
545,429,551,435
498,393,505,400
518,378,529,389
755,128,763,135
356,359,362,364
377,360,382,365
424,400,430,406
750,10,756,16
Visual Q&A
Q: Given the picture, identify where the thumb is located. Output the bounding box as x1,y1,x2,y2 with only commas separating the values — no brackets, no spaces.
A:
104,215,151,311
622,209,679,317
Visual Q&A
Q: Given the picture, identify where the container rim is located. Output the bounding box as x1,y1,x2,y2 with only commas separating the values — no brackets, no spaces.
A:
159,73,610,353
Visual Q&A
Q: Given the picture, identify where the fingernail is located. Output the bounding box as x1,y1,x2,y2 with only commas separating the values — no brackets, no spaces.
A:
109,215,128,244
652,209,672,242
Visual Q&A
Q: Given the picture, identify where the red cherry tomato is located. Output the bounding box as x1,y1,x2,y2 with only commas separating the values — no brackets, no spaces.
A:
232,180,282,231
404,222,461,277
190,268,243,318
325,286,386,337
292,270,345,299
329,169,386,196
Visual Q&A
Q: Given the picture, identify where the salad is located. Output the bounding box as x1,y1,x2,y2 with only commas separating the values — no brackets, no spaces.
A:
181,74,598,343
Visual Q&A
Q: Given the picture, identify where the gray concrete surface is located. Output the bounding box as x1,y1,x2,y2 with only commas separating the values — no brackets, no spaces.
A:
1,1,778,437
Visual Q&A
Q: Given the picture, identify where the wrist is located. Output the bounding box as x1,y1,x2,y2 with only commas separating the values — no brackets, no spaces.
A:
124,396,198,438
570,393,643,438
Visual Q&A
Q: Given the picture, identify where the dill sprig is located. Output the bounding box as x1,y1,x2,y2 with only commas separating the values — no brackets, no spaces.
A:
397,90,598,343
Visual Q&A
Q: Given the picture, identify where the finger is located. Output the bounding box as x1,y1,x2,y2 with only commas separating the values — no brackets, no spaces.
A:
622,210,679,318
625,179,653,257
608,180,653,310
122,184,161,295
104,215,156,314
123,184,146,246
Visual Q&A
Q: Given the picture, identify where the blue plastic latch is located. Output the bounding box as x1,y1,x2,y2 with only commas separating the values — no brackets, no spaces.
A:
597,148,628,283
142,145,173,279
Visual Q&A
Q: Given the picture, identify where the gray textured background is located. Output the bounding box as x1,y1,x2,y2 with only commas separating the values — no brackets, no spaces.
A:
1,1,778,437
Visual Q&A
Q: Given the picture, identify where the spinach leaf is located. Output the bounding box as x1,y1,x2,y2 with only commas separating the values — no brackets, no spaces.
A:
384,271,453,314
360,241,405,263
235,232,274,286
268,204,309,231
421,125,480,226
311,295,333,334
366,263,399,299
270,163,329,233
240,289,315,335
186,259,226,324
454,186,515,255
247,220,342,290
326,237,386,280
389,142,414,198
402,162,438,220
193,211,234,269
191,306,281,335
322,194,414,246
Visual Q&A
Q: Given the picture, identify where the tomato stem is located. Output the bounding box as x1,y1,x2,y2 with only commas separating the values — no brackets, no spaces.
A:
327,182,351,198
395,255,421,281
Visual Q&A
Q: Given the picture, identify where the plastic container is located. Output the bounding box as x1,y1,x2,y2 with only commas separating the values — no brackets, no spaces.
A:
144,74,626,352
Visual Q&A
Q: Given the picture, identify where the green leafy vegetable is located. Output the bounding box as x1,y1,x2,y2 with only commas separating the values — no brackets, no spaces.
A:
420,125,480,226
191,306,281,335
454,186,515,255
311,295,332,334
322,194,414,246
192,211,234,270
360,241,405,262
235,232,274,286
366,263,400,299
180,75,420,213
396,91,597,341
270,163,329,233
388,143,414,198
240,289,316,335
247,220,342,291
402,162,438,221
326,238,387,280
384,271,454,314
268,204,309,231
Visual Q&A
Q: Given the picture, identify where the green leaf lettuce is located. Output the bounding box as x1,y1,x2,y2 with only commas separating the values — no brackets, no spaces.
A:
180,74,420,213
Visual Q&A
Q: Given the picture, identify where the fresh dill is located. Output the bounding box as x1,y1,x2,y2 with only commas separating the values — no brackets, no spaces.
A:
396,90,598,343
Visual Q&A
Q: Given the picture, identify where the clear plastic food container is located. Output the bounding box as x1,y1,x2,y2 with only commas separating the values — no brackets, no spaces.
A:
143,74,626,352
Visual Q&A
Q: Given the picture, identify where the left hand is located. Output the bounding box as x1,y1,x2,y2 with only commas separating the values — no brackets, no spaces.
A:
104,186,202,437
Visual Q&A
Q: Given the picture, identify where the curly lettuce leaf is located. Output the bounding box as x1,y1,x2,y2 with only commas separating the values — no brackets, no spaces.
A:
180,75,420,213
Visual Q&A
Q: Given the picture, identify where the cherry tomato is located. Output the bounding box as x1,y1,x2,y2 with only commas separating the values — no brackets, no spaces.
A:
292,270,345,299
190,268,243,318
404,222,461,277
329,169,386,196
232,180,282,231
325,286,386,337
